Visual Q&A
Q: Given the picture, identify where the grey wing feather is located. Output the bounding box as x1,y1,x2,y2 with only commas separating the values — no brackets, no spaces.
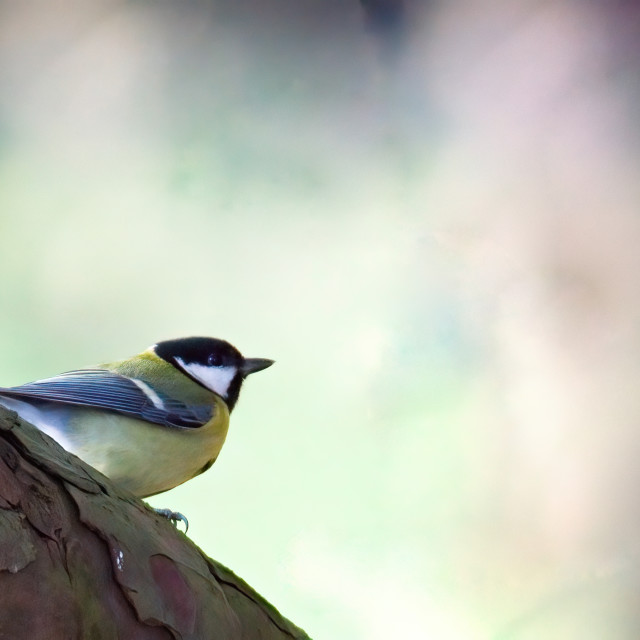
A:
0,369,211,428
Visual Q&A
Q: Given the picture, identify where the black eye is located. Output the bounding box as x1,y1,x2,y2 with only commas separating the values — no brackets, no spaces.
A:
207,353,222,367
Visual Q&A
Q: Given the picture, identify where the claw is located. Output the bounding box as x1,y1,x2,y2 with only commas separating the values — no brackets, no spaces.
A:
154,507,189,533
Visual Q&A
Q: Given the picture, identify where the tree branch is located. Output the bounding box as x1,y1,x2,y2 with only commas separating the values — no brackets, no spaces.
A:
0,406,310,640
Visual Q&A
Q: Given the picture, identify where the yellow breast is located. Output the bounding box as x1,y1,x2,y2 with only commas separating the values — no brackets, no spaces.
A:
63,397,230,498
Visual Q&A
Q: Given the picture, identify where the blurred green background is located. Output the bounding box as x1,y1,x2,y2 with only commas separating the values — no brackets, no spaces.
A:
2,1,640,638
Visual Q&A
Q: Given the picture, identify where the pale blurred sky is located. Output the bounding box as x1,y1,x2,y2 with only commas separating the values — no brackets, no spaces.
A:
1,1,640,638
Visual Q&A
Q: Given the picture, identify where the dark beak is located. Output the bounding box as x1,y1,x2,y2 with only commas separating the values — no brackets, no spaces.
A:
241,358,275,377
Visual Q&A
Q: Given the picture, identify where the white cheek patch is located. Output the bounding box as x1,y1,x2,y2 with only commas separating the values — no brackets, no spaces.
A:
175,358,237,398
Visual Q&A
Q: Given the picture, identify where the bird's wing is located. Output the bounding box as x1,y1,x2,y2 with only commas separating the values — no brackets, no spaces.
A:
0,369,212,428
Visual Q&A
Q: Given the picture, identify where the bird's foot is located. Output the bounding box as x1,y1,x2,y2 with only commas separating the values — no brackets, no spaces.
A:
153,508,189,533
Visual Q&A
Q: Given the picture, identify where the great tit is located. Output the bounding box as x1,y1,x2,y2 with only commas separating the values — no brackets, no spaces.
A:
0,337,273,498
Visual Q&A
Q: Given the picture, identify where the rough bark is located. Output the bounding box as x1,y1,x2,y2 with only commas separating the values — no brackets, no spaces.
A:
0,406,310,640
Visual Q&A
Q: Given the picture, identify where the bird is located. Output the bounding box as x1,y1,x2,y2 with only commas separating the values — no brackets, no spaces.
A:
0,337,273,500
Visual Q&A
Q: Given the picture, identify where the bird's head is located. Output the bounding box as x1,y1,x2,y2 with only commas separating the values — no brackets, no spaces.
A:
153,337,274,410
